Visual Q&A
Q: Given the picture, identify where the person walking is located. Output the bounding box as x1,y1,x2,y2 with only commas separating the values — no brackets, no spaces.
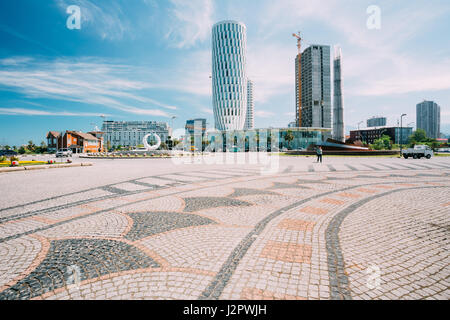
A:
316,146,323,163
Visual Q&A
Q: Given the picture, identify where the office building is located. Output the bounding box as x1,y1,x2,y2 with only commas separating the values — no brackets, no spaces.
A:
212,20,248,131
102,121,171,148
295,52,302,127
185,119,207,151
350,127,413,144
416,100,441,139
367,116,387,127
206,127,330,152
300,45,331,128
332,46,344,142
244,79,254,129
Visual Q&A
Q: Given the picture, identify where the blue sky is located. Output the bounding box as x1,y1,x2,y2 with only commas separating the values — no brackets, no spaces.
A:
0,0,449,146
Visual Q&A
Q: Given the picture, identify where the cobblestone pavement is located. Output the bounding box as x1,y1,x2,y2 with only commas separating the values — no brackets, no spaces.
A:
0,157,449,300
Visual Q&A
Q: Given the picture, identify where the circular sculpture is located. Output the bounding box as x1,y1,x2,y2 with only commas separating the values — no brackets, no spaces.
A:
143,133,161,151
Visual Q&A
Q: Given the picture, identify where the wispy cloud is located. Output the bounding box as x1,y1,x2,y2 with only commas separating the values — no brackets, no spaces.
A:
201,107,213,114
0,57,175,117
255,110,275,118
55,0,131,40
165,0,214,48
0,107,105,116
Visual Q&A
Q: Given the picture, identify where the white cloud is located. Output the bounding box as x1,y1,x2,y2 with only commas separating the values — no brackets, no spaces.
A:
201,107,213,114
0,108,104,116
165,0,214,48
243,0,450,100
0,57,174,117
255,110,275,118
56,0,130,40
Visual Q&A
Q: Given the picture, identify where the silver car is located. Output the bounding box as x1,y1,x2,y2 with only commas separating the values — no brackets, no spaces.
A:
56,148,73,157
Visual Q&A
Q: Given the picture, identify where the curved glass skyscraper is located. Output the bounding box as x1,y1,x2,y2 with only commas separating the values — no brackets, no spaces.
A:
212,20,247,130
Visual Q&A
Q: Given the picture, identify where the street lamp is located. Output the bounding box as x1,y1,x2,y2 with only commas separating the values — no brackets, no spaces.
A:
400,113,407,156
357,121,363,141
100,115,108,152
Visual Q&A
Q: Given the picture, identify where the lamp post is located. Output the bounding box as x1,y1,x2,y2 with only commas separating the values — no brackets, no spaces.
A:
100,115,108,152
400,113,407,156
357,121,363,141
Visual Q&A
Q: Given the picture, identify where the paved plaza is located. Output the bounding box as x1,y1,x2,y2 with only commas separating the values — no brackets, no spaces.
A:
0,155,449,300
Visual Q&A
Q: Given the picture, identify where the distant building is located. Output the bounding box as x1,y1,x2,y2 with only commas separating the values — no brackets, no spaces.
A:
244,79,254,129
300,45,331,128
102,121,171,148
205,127,330,152
416,100,441,139
212,20,248,130
46,131,103,153
46,131,60,153
367,116,386,128
185,119,207,151
350,127,413,145
288,122,297,128
332,46,344,142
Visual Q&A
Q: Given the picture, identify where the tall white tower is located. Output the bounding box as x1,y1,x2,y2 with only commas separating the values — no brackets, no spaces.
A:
333,46,345,142
212,20,248,130
244,79,254,129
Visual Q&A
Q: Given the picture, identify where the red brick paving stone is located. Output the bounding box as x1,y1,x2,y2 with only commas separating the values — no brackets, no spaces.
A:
241,288,306,300
319,198,346,205
395,183,417,187
373,185,395,189
336,192,362,199
298,206,329,215
260,241,312,263
355,188,378,194
277,219,316,232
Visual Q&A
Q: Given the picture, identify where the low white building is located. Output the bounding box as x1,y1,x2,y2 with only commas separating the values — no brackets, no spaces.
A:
102,121,171,148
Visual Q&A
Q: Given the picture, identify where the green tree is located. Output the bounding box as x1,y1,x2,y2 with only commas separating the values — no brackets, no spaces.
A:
409,129,427,145
371,135,392,150
18,146,26,154
284,130,294,149
27,140,36,152
4,145,11,150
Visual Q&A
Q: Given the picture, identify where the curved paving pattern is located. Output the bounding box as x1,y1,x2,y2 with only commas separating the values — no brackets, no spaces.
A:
0,160,449,300
124,212,215,241
0,239,159,300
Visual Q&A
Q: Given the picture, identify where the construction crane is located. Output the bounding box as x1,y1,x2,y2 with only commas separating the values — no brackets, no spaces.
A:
292,31,302,54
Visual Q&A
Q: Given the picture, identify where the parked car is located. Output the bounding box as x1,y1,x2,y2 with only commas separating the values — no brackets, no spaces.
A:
402,145,433,159
56,148,73,157
0,150,18,156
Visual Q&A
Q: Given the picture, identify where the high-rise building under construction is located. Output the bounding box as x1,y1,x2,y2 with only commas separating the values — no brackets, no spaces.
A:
300,45,331,128
333,46,344,142
293,34,331,129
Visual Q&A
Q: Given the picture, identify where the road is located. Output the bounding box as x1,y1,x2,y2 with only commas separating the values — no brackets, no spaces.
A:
0,155,449,300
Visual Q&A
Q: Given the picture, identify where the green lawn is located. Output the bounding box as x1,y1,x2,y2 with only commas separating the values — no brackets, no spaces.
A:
0,162,65,167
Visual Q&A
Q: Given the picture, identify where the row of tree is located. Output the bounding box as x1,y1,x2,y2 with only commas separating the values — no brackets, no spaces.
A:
369,129,446,151
1,141,48,154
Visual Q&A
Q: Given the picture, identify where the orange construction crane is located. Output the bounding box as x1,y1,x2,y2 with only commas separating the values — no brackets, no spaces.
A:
293,31,302,127
292,31,302,54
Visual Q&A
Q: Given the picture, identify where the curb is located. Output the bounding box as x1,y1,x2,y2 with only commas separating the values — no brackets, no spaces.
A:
0,162,93,173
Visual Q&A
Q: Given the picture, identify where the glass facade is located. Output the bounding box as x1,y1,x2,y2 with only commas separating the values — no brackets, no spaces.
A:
204,128,329,152
416,101,441,139
212,21,248,130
